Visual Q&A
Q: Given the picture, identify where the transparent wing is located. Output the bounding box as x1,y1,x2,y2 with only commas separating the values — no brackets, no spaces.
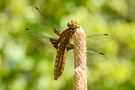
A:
24,28,54,51
86,34,112,63
87,34,113,50
24,6,61,51
86,50,110,68
32,6,61,35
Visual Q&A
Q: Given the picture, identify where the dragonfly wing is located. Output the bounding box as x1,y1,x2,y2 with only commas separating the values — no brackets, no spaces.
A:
87,34,113,50
32,6,61,35
86,34,112,62
87,50,109,68
24,28,54,51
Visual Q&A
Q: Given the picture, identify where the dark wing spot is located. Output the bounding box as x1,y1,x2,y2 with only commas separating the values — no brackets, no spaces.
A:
25,28,30,30
99,52,105,55
104,34,109,36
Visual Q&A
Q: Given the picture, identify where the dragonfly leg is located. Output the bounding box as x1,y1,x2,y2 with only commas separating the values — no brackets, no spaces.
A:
50,38,59,49
54,28,61,36
66,43,74,51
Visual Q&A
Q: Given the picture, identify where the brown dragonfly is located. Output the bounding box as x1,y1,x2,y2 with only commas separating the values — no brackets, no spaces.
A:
25,7,112,80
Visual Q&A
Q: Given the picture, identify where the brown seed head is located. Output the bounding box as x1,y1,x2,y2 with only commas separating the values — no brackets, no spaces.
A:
67,20,78,29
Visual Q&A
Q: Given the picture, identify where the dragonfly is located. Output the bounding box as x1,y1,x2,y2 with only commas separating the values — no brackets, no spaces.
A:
25,7,112,80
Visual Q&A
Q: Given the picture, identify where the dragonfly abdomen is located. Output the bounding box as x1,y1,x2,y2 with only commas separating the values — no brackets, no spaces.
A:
54,44,66,80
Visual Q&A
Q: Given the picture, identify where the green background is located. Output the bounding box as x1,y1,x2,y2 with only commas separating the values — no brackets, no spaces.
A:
0,0,135,90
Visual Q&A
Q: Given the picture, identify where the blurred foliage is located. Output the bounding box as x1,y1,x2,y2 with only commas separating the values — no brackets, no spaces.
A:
0,0,135,90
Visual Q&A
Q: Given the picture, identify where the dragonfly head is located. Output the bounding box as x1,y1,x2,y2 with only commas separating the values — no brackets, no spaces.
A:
67,20,78,30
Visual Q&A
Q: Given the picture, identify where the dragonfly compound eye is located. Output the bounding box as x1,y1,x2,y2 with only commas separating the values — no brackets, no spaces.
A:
67,20,78,29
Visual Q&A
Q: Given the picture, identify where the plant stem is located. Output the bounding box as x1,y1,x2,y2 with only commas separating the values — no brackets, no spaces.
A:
73,27,87,90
